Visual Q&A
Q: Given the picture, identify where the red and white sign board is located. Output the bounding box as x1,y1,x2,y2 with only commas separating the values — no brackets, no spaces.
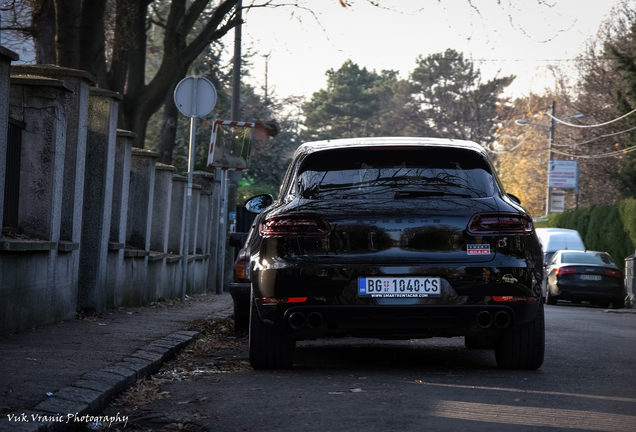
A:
548,160,578,189
207,120,257,170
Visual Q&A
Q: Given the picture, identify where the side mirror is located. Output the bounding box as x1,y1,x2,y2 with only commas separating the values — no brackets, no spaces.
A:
229,232,248,248
507,194,521,205
245,194,274,214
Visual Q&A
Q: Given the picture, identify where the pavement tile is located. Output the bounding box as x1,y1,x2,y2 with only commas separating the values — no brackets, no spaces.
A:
79,370,132,393
53,386,104,413
119,356,156,378
99,365,137,384
131,349,165,366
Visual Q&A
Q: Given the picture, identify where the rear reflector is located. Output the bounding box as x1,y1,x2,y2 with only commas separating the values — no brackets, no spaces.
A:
261,297,308,305
556,267,577,275
467,213,533,235
492,296,538,303
260,214,330,237
604,269,623,278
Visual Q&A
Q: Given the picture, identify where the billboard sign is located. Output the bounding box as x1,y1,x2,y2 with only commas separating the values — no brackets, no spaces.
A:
549,160,578,189
550,190,565,213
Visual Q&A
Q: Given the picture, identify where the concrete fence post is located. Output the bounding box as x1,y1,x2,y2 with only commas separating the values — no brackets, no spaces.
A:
10,65,97,303
121,148,157,305
2,75,74,330
150,163,175,299
77,88,121,312
105,130,135,308
0,46,19,232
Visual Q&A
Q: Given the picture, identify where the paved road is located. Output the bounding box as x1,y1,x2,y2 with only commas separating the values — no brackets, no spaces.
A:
100,304,636,432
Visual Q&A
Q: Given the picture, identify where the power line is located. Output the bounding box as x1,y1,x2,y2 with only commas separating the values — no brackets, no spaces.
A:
547,107,636,128
552,126,636,147
551,145,636,159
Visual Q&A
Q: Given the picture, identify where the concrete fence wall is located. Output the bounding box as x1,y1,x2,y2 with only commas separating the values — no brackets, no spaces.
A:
0,52,223,334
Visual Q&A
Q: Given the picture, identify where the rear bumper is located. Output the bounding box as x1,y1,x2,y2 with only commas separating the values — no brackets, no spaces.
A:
229,282,251,302
554,281,624,301
255,302,539,339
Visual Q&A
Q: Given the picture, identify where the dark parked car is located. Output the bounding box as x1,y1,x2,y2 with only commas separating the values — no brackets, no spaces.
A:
545,250,625,308
238,137,545,370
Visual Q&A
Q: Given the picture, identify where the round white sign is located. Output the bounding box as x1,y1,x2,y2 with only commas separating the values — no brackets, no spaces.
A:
174,76,217,118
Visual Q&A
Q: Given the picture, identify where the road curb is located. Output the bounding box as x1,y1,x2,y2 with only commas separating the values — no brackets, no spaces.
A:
0,331,200,432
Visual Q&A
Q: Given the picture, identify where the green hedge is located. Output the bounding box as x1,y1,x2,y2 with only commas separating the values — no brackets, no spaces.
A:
546,199,636,269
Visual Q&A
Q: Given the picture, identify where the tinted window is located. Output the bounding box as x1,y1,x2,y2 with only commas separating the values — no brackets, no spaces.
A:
561,252,614,265
297,147,495,199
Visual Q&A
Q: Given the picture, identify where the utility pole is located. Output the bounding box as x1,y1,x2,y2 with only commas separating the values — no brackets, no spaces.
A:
546,100,556,216
263,52,270,115
216,0,242,294
231,0,242,121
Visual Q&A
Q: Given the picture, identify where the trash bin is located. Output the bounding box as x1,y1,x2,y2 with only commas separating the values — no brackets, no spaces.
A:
625,254,635,309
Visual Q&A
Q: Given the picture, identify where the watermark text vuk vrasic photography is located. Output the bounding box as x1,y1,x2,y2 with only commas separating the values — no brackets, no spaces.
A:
7,412,129,427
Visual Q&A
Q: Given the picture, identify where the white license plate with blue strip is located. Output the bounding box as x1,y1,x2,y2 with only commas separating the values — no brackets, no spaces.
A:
358,277,441,298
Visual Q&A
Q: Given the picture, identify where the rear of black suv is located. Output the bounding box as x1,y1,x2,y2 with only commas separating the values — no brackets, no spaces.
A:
245,138,544,370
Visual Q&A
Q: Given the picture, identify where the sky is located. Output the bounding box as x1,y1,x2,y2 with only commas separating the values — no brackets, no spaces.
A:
240,0,621,100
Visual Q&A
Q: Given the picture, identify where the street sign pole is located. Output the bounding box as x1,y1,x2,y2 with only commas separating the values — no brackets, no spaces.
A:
174,75,217,302
547,100,556,215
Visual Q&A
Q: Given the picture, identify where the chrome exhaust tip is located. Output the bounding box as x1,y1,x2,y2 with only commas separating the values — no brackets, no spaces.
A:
476,311,493,329
307,312,323,329
494,311,511,329
289,312,306,329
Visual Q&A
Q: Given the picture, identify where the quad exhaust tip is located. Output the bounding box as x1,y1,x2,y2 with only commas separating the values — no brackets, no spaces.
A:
494,311,511,329
289,311,324,330
307,312,323,329
289,312,306,329
477,311,493,329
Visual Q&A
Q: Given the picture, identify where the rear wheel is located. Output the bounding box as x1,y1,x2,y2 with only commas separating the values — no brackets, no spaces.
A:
495,302,545,370
233,300,250,333
597,300,610,308
611,297,625,309
248,295,294,369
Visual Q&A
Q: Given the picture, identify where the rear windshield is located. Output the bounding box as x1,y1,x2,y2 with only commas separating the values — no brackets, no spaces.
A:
296,147,495,199
561,252,614,265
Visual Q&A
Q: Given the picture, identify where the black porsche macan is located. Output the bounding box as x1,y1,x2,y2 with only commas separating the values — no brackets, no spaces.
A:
237,137,545,370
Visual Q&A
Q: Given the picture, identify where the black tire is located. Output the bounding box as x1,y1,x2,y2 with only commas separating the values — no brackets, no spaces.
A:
597,301,610,308
611,297,625,309
248,296,294,369
233,300,250,333
546,288,557,306
495,302,545,370
465,336,494,350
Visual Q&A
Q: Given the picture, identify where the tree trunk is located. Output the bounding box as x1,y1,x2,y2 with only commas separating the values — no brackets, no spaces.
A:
32,0,56,64
80,0,107,85
157,86,181,165
121,0,239,148
54,0,82,68
108,0,136,94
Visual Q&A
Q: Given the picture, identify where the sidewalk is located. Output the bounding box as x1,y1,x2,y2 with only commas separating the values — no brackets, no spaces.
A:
0,292,234,432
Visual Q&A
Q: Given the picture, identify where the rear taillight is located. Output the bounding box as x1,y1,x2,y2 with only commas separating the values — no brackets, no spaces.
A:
492,296,538,303
234,259,250,282
605,269,623,278
260,214,330,237
261,297,307,305
556,267,577,275
467,213,533,235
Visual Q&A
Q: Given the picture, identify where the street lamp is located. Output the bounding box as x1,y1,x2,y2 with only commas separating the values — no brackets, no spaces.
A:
515,102,584,215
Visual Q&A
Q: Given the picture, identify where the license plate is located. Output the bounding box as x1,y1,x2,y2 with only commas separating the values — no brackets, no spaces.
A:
358,277,441,298
580,275,601,281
